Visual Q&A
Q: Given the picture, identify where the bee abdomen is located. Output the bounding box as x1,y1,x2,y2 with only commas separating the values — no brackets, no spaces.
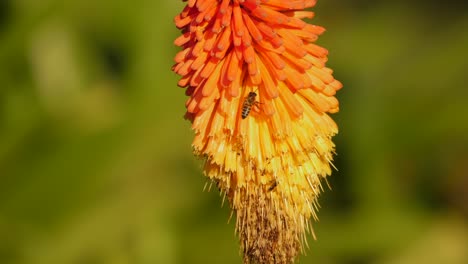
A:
241,107,251,119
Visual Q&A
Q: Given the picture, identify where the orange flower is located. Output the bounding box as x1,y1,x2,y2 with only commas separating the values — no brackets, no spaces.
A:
173,0,342,263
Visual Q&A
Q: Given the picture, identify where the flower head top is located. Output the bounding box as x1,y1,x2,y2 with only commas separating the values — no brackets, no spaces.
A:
173,0,342,263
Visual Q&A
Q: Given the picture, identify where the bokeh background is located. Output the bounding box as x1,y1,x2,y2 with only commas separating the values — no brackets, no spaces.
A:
1,0,467,263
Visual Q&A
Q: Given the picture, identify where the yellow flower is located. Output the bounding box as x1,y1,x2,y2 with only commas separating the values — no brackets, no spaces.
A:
173,0,342,263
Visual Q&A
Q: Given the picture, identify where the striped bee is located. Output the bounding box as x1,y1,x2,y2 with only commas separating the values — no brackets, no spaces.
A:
268,180,278,192
241,90,261,119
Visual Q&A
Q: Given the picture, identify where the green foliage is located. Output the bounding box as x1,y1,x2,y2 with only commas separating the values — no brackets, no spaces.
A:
0,1,467,263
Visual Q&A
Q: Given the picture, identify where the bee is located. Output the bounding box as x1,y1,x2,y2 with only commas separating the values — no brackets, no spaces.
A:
268,180,278,192
241,90,261,119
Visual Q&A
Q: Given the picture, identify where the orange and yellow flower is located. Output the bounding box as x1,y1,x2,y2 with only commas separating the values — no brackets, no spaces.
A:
173,0,342,263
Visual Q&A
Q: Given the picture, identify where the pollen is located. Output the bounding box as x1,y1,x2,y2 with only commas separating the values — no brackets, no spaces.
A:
173,0,342,263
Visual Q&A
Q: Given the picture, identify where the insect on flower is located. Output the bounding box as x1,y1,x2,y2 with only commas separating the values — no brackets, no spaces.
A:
241,89,261,119
267,180,278,192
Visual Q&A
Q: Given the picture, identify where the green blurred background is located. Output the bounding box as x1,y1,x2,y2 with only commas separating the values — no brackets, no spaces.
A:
1,1,467,263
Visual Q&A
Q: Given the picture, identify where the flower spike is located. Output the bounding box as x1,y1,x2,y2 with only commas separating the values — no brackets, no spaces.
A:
173,0,342,263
